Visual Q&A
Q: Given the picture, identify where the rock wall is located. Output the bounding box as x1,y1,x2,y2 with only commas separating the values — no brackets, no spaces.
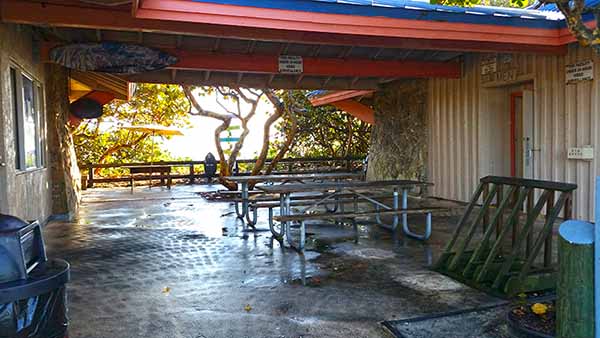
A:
366,79,428,182
45,63,81,217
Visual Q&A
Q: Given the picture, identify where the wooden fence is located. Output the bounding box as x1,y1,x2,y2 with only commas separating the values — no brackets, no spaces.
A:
80,156,365,188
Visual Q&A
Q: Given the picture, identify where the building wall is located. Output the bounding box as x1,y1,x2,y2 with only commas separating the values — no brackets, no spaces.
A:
0,24,80,222
428,45,600,221
0,23,54,222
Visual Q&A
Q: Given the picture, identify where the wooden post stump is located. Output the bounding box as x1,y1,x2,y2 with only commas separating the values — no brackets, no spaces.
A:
557,220,594,338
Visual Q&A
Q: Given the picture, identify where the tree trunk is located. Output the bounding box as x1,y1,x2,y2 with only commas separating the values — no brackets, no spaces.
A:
213,118,238,190
251,108,284,176
343,116,354,157
265,109,298,175
557,220,594,338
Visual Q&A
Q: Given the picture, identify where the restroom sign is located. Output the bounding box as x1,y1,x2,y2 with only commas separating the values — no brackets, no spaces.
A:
566,60,594,84
278,55,303,74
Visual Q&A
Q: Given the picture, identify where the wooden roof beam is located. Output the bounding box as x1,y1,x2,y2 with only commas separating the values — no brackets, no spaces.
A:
167,50,462,78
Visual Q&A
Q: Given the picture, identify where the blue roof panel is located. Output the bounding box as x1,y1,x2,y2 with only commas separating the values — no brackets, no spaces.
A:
192,0,564,28
533,0,600,11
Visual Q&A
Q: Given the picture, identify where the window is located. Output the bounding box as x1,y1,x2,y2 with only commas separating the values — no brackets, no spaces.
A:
10,67,45,170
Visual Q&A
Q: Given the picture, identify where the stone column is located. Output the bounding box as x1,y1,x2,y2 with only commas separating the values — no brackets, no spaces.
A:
366,79,428,182
45,63,81,218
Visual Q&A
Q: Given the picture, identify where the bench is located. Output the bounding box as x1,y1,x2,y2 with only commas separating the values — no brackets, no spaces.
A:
272,207,449,252
243,193,392,227
127,165,172,193
217,190,264,199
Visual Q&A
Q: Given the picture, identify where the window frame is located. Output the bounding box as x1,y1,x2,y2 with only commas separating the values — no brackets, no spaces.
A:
10,64,46,172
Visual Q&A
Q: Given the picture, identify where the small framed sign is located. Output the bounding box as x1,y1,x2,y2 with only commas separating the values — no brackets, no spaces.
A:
278,55,303,74
567,146,594,160
566,60,594,84
481,55,497,75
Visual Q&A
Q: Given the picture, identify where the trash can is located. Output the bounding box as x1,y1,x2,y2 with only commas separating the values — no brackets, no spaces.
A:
0,214,70,338
204,152,217,182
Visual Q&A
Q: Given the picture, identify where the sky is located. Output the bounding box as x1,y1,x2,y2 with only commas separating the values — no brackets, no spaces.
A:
163,90,279,160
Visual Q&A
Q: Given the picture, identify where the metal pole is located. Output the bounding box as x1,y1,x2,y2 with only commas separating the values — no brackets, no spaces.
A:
595,177,600,338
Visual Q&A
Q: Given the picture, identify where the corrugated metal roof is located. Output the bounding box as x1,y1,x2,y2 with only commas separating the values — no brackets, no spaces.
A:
307,89,327,98
533,0,600,11
192,0,565,27
312,0,556,19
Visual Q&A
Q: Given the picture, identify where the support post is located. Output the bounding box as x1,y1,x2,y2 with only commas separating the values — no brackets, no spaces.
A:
595,178,600,338
557,220,594,338
88,166,94,188
188,164,194,184
81,172,87,191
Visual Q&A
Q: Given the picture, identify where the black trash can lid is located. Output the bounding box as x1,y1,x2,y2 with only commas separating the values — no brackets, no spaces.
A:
0,214,29,233
0,259,70,304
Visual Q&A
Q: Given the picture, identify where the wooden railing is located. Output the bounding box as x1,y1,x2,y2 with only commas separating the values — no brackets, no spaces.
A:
434,176,577,297
80,156,365,188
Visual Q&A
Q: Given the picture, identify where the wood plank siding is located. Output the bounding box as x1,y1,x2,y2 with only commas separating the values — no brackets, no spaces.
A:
428,44,600,220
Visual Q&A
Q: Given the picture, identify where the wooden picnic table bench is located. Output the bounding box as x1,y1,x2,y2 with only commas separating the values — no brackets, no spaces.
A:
224,172,364,221
126,165,172,193
256,180,436,252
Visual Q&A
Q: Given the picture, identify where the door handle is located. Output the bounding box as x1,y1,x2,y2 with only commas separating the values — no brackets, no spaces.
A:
0,162,5,167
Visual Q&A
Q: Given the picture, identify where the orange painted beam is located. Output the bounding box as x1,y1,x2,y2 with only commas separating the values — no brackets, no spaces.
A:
138,0,562,47
310,90,374,107
167,50,461,78
331,99,375,124
0,0,567,54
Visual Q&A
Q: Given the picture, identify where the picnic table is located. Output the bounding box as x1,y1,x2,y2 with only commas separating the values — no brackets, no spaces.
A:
257,179,437,252
126,165,172,193
224,172,364,221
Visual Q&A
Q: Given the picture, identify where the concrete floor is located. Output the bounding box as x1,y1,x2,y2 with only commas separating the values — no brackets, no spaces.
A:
44,185,503,338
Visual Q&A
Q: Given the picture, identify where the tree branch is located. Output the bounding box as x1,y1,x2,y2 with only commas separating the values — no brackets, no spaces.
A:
183,86,233,121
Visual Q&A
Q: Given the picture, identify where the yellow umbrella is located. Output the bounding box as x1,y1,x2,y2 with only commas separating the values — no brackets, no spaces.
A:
121,124,184,136
121,124,184,164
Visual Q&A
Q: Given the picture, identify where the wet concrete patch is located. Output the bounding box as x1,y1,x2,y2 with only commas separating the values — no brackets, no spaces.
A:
382,304,511,338
43,185,500,338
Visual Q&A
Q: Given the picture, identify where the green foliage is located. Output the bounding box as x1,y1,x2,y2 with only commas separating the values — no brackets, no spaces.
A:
275,90,372,158
73,84,191,171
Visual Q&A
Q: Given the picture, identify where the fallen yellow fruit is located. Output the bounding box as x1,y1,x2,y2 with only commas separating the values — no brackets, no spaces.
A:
162,286,171,294
531,303,548,315
244,304,252,312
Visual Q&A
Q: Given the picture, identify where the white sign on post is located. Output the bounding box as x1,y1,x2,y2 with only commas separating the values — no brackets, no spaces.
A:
278,55,303,74
566,60,594,84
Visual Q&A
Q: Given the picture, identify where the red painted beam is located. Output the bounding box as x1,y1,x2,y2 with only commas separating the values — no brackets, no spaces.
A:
168,50,461,78
40,41,460,78
0,0,566,54
310,90,374,106
331,99,375,124
138,0,561,46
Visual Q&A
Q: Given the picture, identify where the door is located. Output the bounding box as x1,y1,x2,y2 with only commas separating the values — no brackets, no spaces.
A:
510,89,535,178
0,103,7,213
522,89,535,179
